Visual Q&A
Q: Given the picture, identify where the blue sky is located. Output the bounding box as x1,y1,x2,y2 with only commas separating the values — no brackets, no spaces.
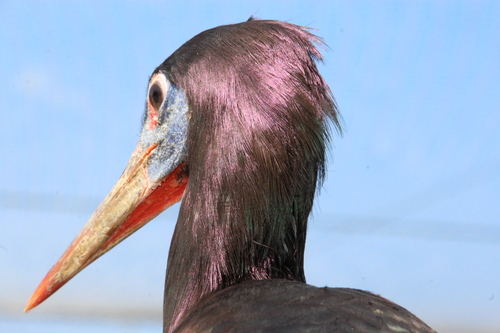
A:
1,1,499,332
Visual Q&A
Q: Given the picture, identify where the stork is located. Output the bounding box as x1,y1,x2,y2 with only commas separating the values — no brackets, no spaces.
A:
26,18,435,333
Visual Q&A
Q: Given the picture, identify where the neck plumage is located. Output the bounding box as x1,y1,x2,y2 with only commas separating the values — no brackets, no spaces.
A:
162,119,323,332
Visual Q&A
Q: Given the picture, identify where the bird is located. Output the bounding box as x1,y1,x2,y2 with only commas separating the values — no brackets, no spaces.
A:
25,18,436,333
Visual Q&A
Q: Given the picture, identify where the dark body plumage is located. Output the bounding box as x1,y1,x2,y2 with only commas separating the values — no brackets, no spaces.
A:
152,19,435,333
176,280,434,333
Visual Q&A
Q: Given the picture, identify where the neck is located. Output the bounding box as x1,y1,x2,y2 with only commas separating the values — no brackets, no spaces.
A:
162,113,326,332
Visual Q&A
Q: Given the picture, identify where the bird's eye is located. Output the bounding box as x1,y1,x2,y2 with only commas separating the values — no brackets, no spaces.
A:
148,75,167,112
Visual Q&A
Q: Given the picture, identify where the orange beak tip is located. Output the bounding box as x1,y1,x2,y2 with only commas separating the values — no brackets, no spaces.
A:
24,296,39,313
24,285,48,313
25,268,66,313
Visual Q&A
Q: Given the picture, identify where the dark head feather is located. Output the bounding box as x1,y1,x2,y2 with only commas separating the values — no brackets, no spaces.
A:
156,19,341,332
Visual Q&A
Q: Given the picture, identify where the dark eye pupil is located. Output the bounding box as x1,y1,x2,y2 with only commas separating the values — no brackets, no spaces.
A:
152,90,160,104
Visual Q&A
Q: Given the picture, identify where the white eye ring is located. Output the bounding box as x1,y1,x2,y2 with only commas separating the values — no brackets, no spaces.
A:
148,73,168,112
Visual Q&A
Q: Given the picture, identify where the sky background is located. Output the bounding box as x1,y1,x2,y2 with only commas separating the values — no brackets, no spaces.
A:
1,1,499,332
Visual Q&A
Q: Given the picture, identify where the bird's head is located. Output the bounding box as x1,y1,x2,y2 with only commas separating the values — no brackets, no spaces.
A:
25,19,340,313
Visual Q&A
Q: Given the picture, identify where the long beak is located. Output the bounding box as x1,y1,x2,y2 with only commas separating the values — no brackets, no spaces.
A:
25,143,188,312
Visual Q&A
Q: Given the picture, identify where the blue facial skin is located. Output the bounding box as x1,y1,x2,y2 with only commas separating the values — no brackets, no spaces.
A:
139,78,189,183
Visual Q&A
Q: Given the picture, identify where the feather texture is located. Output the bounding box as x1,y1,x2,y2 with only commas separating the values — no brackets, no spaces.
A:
156,20,341,331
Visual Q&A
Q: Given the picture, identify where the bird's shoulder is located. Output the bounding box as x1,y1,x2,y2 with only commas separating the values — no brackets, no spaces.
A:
174,279,436,333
